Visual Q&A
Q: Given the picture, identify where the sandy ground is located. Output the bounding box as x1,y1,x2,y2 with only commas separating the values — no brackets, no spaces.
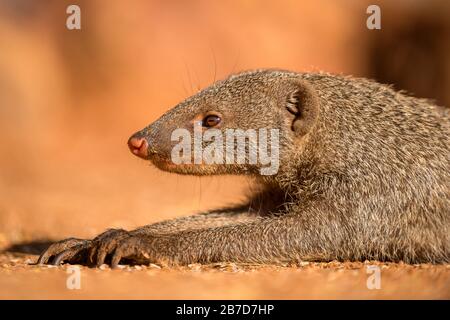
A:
0,252,449,299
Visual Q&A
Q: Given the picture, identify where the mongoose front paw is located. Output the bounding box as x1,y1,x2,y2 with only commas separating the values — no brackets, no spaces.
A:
37,228,131,266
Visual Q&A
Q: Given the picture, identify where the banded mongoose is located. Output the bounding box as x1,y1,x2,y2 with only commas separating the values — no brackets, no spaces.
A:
38,69,449,267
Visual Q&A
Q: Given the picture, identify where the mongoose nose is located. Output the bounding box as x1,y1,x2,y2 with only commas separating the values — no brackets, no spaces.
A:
128,136,149,159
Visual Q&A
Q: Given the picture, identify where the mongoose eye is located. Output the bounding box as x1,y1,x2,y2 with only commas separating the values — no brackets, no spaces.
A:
202,114,221,128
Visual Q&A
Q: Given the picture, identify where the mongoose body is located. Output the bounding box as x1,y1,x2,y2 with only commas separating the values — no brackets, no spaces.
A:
38,70,449,266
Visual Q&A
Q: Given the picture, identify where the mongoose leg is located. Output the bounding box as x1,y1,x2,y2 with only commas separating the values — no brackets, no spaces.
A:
41,206,339,267
37,206,258,266
108,214,336,267
134,207,257,235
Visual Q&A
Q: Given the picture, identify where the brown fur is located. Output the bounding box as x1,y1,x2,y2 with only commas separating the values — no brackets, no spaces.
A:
38,70,449,267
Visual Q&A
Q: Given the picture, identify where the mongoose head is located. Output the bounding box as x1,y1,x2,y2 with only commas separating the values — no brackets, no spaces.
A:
128,70,319,178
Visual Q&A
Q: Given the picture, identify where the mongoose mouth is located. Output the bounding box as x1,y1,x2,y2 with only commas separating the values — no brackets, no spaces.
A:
150,155,197,169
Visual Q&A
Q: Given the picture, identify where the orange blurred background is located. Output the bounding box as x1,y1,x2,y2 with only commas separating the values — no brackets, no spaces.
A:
0,0,449,245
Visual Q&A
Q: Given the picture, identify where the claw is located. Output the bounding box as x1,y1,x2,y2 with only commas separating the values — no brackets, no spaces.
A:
37,250,52,265
111,251,122,269
37,238,88,265
52,247,80,265
110,237,149,269
95,248,107,267
88,246,98,265
111,242,133,269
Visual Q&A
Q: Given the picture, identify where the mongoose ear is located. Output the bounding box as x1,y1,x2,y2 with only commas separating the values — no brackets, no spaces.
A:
283,80,319,136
